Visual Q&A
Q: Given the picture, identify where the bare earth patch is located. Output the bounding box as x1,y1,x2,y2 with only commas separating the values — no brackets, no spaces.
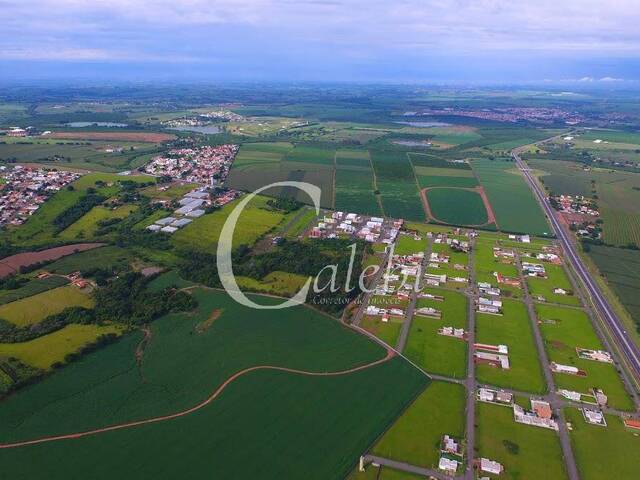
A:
195,309,223,334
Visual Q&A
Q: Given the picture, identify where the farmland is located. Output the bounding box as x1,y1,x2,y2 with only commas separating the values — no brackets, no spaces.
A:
59,204,138,240
335,150,381,215
0,285,93,327
372,381,464,469
472,159,550,235
424,188,489,226
0,288,427,480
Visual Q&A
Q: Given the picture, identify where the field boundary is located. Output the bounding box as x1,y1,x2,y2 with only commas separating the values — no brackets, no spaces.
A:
420,186,497,227
0,349,395,450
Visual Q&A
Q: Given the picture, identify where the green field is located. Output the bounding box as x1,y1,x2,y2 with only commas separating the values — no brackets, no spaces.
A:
0,323,123,370
360,315,404,346
370,151,424,221
527,264,581,306
426,188,488,226
536,304,633,411
404,289,468,378
335,151,381,215
0,288,427,480
0,285,93,327
394,234,428,256
473,236,522,299
475,402,567,480
472,159,550,235
586,245,640,332
0,276,69,305
59,204,138,240
565,408,640,480
475,299,546,393
372,381,464,469
171,195,290,253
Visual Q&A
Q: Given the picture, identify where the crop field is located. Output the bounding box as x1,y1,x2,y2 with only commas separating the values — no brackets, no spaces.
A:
0,138,162,172
285,145,335,166
425,188,489,226
372,381,464,469
0,276,69,305
0,288,426,480
475,299,546,393
475,402,567,480
335,150,381,215
0,285,93,327
0,323,123,370
404,289,468,378
370,151,424,221
45,245,135,275
171,195,292,253
0,243,104,278
586,244,640,328
564,408,640,480
47,131,175,143
235,271,308,297
412,165,479,189
59,204,138,240
349,465,424,480
536,304,633,411
472,160,550,235
527,263,580,306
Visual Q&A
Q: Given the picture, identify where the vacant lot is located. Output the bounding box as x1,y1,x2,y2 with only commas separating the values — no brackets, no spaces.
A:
475,299,546,393
476,402,567,480
0,285,93,327
373,381,464,469
0,243,104,277
527,264,581,306
565,408,640,480
404,289,468,378
536,304,633,411
0,289,427,480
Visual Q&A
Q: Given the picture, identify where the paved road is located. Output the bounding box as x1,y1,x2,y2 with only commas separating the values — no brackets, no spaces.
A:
513,148,640,383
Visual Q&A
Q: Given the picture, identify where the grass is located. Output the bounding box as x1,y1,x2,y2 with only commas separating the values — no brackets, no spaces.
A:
0,323,123,370
426,188,488,226
360,315,403,346
394,234,428,255
46,245,135,275
284,207,317,238
0,288,427,480
527,264,581,306
171,194,289,253
235,271,308,297
0,276,69,305
473,236,522,299
335,164,381,216
472,159,550,235
475,299,546,394
59,204,138,240
564,408,640,480
404,289,468,378
475,402,567,480
0,285,93,327
372,381,464,469
536,304,634,411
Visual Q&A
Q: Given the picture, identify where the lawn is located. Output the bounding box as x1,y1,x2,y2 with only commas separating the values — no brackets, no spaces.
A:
372,381,464,469
527,264,581,306
536,304,634,411
171,194,290,253
564,408,640,480
404,289,468,378
472,159,550,236
475,299,546,394
0,323,123,370
473,236,522,299
360,315,404,346
426,188,489,226
475,402,567,480
0,285,93,327
0,288,427,480
394,234,428,256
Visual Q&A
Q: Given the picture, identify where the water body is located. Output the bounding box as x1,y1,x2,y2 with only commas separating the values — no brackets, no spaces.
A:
395,121,452,128
65,122,129,128
167,125,221,134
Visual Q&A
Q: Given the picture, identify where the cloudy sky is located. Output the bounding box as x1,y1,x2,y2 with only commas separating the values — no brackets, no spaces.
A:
1,0,639,82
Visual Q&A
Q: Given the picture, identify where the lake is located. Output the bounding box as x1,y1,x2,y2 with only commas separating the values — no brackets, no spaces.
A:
65,122,129,128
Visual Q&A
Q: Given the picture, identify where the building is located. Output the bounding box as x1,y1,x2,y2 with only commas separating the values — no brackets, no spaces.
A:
550,362,586,376
576,348,613,364
513,403,559,431
477,387,513,406
477,458,504,475
581,408,607,426
474,351,510,369
438,457,459,474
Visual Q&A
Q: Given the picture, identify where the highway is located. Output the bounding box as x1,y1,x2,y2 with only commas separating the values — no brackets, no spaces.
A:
513,148,640,383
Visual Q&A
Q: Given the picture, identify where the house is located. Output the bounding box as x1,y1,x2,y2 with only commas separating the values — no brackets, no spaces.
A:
474,351,510,369
415,307,441,318
477,458,504,475
576,348,613,363
513,403,559,430
531,399,553,419
160,226,178,233
438,457,459,474
475,343,508,354
155,216,177,226
551,362,586,376
581,408,607,426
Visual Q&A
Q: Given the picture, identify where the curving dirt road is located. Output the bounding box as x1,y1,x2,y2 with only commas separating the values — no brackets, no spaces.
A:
0,349,395,450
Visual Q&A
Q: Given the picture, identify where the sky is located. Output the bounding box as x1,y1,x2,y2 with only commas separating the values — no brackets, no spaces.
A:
1,0,640,83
